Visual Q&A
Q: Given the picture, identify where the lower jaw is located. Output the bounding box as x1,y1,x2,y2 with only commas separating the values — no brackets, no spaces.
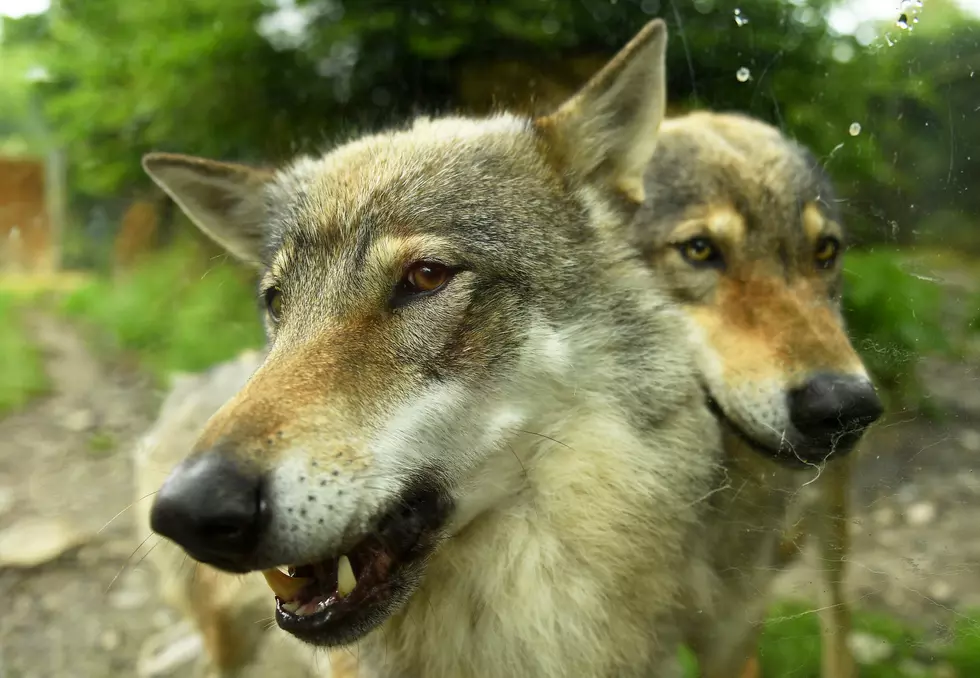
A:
276,596,384,646
705,398,857,468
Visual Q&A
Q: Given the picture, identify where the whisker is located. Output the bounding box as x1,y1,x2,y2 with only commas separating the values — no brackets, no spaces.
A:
510,428,573,451
132,538,163,570
106,532,156,594
99,491,159,534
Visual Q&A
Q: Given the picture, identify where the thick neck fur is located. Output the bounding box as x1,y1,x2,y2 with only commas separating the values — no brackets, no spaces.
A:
350,316,722,678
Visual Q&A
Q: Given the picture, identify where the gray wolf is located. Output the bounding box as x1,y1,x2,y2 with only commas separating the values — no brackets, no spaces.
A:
140,19,726,678
633,111,883,677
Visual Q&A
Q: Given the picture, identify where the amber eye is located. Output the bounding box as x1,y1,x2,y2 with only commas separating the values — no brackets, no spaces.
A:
392,261,456,307
264,286,283,322
677,237,723,268
814,236,841,268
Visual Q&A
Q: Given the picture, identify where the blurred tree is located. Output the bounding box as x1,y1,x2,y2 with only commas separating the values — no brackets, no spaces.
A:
5,0,976,249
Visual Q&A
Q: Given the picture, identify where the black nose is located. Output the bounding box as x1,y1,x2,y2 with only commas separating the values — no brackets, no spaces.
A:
789,372,884,449
149,450,265,571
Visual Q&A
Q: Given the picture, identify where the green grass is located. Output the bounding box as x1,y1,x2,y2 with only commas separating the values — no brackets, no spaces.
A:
0,294,49,415
58,239,265,382
86,429,117,457
678,601,980,678
758,601,980,678
842,248,955,414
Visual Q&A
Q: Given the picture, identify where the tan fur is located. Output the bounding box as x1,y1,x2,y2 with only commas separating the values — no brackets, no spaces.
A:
631,111,878,677
139,19,727,678
133,21,878,678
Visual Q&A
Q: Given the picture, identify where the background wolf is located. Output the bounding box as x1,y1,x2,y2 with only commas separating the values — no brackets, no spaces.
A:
138,19,724,678
631,111,883,677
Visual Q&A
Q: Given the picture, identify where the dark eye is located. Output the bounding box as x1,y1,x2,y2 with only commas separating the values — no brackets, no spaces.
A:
814,236,841,268
392,261,456,307
677,237,723,268
264,286,283,322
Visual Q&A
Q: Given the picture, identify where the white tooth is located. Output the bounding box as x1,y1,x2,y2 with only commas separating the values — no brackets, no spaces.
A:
337,555,357,597
281,600,301,614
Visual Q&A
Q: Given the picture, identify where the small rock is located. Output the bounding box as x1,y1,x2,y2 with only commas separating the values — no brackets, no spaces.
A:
873,507,895,527
878,530,901,548
152,609,177,629
905,501,937,527
960,428,980,452
0,517,89,567
63,408,96,432
929,580,954,603
848,631,893,665
137,623,203,678
108,569,152,610
108,588,152,610
100,629,122,651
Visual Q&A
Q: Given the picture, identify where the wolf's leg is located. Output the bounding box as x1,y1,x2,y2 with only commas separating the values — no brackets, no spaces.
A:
817,458,856,678
736,654,761,678
186,567,253,676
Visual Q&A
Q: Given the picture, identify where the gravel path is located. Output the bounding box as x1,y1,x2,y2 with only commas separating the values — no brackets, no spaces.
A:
0,311,977,676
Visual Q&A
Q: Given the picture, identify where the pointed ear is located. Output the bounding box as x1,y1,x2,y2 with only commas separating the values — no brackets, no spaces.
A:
142,153,274,267
535,19,668,203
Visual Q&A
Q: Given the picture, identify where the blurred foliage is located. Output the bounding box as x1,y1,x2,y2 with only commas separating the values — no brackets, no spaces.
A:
58,236,265,382
0,0,975,250
1,0,973,402
759,600,980,678
842,248,951,414
0,294,49,414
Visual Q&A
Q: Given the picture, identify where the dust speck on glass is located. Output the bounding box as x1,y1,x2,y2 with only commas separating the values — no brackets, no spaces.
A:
0,0,976,676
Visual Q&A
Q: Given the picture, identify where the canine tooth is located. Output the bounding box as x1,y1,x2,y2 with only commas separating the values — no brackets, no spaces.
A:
262,568,311,601
281,600,301,614
337,555,357,597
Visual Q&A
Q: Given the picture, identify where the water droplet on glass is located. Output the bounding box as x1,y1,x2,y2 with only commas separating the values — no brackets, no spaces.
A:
733,8,749,26
736,67,751,82
849,122,862,136
896,14,909,30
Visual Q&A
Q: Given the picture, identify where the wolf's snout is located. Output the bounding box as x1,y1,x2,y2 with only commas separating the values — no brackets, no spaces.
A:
788,373,884,448
150,450,267,570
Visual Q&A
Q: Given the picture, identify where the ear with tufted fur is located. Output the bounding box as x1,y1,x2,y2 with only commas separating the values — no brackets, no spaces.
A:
535,19,669,204
142,153,273,267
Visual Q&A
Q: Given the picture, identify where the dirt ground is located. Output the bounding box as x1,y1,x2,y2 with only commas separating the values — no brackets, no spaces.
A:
0,310,978,677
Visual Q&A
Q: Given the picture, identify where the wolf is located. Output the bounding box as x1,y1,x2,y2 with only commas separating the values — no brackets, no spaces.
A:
629,111,884,678
132,351,321,678
139,19,726,678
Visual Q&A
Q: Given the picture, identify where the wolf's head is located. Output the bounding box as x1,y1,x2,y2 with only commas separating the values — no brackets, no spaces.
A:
631,111,883,468
143,20,694,648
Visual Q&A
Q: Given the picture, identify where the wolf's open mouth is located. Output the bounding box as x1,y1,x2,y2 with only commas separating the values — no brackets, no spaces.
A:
260,486,449,646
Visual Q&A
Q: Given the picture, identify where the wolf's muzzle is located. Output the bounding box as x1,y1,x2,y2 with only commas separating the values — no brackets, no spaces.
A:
788,372,884,450
150,449,267,572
